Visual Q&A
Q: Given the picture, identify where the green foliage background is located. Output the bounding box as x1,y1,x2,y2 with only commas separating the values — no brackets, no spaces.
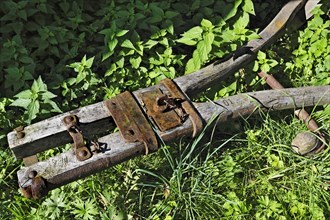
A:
0,0,329,219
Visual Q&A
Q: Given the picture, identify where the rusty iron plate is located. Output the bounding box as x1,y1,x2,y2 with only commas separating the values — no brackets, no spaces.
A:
105,91,158,153
140,79,204,137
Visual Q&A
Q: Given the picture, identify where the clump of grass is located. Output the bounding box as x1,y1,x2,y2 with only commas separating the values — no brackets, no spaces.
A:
128,109,330,219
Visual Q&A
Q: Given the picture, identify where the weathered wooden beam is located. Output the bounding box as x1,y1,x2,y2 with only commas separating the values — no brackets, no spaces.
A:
7,102,114,159
7,0,309,159
17,86,330,196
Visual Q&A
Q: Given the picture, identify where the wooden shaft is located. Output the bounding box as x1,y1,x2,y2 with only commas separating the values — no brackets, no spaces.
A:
17,86,330,196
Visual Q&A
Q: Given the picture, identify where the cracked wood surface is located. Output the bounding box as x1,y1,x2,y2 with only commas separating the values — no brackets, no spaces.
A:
17,86,330,192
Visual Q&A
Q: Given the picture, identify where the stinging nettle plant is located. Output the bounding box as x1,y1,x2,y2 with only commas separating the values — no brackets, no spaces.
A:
10,76,61,123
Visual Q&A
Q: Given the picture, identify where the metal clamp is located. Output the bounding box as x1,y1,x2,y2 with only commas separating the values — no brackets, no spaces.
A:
140,78,204,137
63,115,92,161
105,91,158,154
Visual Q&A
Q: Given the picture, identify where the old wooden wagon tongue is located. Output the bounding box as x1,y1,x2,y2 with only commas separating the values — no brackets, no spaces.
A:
7,0,328,199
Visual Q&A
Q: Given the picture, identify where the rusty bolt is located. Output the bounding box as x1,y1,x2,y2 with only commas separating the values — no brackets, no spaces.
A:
28,170,38,179
76,147,91,161
63,115,77,125
14,126,25,139
78,149,88,158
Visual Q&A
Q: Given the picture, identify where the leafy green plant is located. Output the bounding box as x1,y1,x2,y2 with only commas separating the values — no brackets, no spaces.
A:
1,0,330,219
177,0,259,74
285,5,330,86
10,76,61,123
253,50,279,73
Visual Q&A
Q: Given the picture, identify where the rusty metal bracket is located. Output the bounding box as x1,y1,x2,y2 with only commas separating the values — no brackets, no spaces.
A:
63,115,92,161
20,170,48,199
105,91,158,154
140,78,204,137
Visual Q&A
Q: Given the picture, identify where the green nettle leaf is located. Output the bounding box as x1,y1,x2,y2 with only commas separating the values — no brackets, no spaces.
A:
129,56,142,69
185,51,201,74
46,100,62,113
234,12,249,31
108,38,118,52
223,0,243,21
10,98,31,109
116,30,129,37
201,19,214,29
257,51,267,61
42,91,57,100
18,10,27,21
31,76,47,93
180,26,203,40
121,39,136,50
176,38,197,46
85,56,94,68
28,100,40,121
165,11,179,19
76,71,87,84
5,67,20,76
14,90,32,99
242,0,255,15
196,41,210,63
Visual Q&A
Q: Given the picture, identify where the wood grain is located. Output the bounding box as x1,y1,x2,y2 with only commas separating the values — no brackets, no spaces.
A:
17,86,330,193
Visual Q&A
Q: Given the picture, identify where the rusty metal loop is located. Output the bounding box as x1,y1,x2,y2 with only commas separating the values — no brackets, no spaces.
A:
63,114,92,161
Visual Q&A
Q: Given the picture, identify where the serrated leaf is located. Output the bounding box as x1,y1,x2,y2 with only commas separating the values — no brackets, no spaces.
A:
46,100,62,113
129,56,142,69
5,67,20,76
14,90,32,99
176,38,197,46
85,56,94,68
257,51,266,61
81,55,87,66
242,0,255,15
18,10,27,21
165,11,179,19
76,71,87,84
102,51,114,61
196,39,212,63
10,98,31,109
31,76,47,93
181,26,203,40
116,30,129,37
204,32,214,47
29,102,42,120
201,19,213,29
185,53,201,74
19,56,34,64
42,91,57,100
121,39,135,50
234,12,249,31
223,0,242,21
